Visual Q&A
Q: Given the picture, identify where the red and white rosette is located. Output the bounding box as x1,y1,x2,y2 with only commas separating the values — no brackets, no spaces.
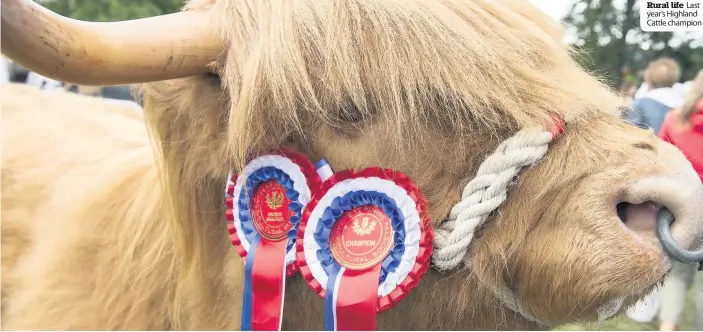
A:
295,168,433,331
224,148,321,331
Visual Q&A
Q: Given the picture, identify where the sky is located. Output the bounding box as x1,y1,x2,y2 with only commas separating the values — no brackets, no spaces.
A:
528,0,572,21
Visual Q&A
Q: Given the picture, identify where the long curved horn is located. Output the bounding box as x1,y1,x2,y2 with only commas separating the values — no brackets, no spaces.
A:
1,0,222,85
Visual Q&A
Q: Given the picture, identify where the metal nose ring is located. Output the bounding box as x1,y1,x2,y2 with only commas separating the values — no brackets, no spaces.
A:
655,208,703,271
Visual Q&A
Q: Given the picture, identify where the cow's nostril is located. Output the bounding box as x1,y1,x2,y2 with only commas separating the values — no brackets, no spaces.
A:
617,201,661,233
616,202,629,223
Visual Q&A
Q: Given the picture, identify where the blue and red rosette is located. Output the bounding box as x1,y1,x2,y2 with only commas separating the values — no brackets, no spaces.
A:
225,148,321,331
295,168,433,331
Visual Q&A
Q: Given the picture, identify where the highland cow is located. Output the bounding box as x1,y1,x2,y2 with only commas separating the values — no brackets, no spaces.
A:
2,0,703,330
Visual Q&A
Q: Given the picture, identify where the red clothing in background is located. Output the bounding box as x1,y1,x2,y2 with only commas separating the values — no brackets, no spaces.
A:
658,99,703,182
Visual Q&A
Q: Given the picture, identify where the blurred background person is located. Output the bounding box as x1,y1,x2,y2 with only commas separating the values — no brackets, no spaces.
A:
620,81,639,102
63,84,103,97
634,69,650,100
619,66,639,92
626,58,686,134
656,69,703,331
25,71,63,92
619,66,640,102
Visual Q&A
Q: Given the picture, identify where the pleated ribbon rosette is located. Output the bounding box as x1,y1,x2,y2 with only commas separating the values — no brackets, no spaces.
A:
295,168,433,331
225,149,322,331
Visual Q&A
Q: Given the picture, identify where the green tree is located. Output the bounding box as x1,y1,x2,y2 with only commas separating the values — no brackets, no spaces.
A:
37,0,184,22
564,0,701,86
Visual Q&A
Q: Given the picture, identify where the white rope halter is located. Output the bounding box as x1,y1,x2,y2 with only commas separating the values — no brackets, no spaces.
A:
432,120,560,325
430,118,626,327
432,127,557,270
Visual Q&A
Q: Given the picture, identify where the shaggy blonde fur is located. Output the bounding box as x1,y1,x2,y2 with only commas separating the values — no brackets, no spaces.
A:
1,84,175,328
2,0,692,330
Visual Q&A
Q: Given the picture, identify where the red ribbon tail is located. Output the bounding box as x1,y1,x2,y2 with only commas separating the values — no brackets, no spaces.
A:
251,239,288,331
335,265,383,331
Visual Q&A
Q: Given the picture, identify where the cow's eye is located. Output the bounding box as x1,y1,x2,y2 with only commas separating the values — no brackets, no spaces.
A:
338,102,364,124
207,71,222,83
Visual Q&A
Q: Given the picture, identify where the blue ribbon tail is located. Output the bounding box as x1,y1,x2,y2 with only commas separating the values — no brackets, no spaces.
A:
324,267,341,331
241,237,260,331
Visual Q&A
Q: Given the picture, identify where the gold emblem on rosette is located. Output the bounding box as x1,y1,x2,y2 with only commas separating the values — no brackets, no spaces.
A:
251,180,294,241
330,205,394,270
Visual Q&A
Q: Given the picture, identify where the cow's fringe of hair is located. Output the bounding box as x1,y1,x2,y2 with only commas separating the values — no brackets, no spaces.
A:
205,0,619,168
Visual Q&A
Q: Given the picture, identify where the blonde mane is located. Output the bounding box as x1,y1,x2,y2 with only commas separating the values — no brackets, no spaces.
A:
165,0,619,162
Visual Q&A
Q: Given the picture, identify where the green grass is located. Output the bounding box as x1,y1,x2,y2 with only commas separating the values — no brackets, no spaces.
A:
554,290,696,331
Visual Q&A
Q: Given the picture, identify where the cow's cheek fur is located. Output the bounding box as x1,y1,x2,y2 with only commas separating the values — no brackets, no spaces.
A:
491,149,667,325
511,198,665,326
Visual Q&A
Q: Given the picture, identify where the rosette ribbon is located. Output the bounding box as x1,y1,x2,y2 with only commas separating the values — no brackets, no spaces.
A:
296,168,433,331
224,149,322,330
